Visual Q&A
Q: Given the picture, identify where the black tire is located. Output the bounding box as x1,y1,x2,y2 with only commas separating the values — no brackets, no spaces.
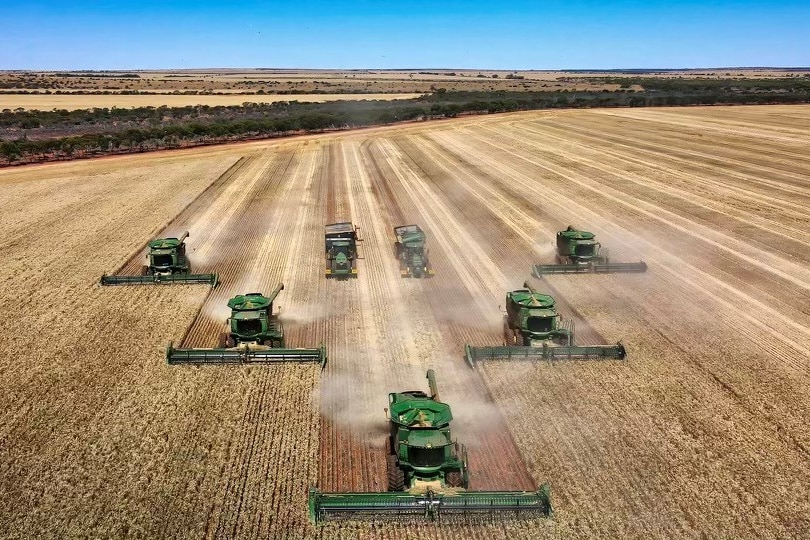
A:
446,470,464,488
218,332,229,348
387,454,405,492
141,265,150,276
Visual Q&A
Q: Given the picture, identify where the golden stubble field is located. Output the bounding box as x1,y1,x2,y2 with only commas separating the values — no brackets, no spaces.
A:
0,105,808,539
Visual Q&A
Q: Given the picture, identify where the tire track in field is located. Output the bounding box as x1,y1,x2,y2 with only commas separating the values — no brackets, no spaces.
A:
449,125,810,363
116,154,255,275
393,134,609,346
374,137,538,491
478,122,810,317
534,115,810,201
180,151,298,348
425,123,810,462
596,107,810,146
508,120,810,245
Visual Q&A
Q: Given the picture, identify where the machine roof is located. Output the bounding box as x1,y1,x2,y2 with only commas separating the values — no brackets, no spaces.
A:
509,289,556,308
227,293,271,311
148,237,183,249
389,395,453,428
325,222,355,235
559,229,595,240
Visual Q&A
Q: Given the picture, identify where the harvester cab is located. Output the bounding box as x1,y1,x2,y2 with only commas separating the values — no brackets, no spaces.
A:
146,232,191,276
100,231,218,287
532,226,647,276
325,222,361,279
466,283,626,368
387,370,468,492
308,370,552,523
557,227,600,264
166,283,326,366
221,284,284,348
504,285,572,346
394,224,434,278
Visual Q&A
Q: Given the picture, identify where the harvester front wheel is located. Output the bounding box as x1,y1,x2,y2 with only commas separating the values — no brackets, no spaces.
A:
141,265,150,276
387,454,405,492
446,470,465,488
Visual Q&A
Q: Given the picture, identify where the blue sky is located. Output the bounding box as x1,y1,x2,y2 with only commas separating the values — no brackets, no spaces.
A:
0,1,807,70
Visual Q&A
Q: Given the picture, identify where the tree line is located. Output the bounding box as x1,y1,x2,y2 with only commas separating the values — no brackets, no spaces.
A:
3,82,810,165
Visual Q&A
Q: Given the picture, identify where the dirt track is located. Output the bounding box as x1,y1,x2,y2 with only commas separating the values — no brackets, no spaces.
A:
0,105,808,539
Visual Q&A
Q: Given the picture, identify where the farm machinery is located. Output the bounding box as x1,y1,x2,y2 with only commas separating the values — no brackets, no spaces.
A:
532,226,647,276
308,370,552,523
325,222,361,279
100,231,218,287
394,224,434,278
465,283,626,368
166,283,326,366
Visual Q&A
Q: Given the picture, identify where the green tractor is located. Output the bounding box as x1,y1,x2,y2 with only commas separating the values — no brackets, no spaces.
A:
166,283,326,366
386,369,468,492
465,283,626,367
325,222,361,279
533,226,647,276
503,286,573,346
308,370,552,523
394,224,434,278
100,231,218,287
218,290,284,348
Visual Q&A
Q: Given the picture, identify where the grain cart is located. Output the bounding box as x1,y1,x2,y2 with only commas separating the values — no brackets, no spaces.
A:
394,224,434,278
532,226,647,276
308,370,552,523
325,222,361,279
166,283,326,366
100,231,218,287
465,283,626,368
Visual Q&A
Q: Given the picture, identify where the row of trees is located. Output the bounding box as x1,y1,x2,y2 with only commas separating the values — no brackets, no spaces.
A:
3,85,810,164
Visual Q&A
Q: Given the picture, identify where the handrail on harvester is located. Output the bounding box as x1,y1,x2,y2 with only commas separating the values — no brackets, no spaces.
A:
99,272,219,288
307,484,552,524
166,342,327,369
465,342,626,369
532,261,647,277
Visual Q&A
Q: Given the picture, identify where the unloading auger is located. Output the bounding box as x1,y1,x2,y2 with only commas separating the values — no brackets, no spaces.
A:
532,226,647,276
308,370,552,523
100,231,218,287
465,283,626,368
166,283,326,367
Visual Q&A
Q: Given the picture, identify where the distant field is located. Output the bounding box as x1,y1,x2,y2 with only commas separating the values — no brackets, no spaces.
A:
4,68,808,108
0,92,425,111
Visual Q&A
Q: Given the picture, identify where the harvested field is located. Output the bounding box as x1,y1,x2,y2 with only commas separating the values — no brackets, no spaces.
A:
0,104,808,539
0,92,425,111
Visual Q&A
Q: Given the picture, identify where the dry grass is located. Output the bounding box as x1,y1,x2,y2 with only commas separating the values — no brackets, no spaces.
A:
0,92,425,111
0,105,808,539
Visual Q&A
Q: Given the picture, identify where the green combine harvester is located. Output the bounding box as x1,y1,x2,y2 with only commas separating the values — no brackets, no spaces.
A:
166,283,326,366
394,224,434,278
308,370,552,523
532,226,647,276
465,283,626,368
100,231,218,287
325,222,361,279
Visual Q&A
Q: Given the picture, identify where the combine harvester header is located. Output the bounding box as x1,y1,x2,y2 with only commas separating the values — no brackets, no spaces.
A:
533,226,647,276
308,370,552,523
100,231,218,287
167,283,326,367
465,283,626,368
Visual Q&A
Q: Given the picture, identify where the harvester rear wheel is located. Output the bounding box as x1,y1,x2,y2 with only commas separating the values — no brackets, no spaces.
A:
387,454,405,492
